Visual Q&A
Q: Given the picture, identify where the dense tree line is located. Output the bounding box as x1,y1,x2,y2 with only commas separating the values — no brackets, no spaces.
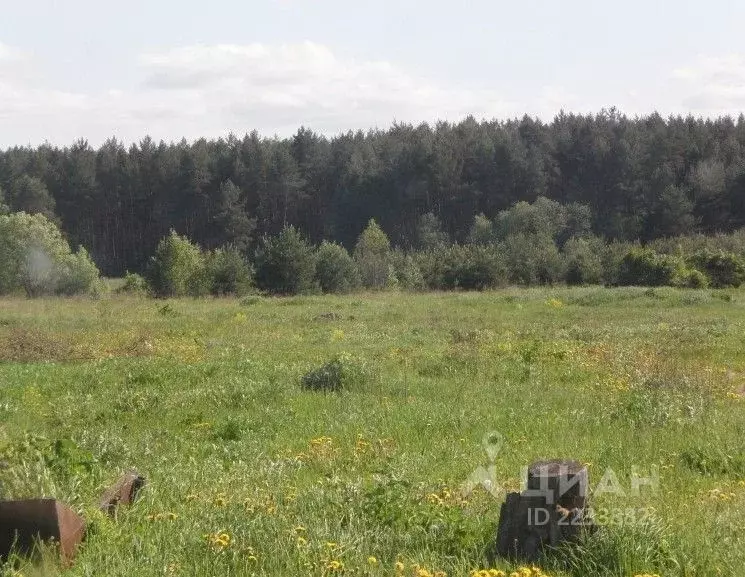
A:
4,110,745,277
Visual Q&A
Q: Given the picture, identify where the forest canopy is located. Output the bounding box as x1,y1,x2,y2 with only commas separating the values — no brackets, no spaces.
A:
3,111,745,277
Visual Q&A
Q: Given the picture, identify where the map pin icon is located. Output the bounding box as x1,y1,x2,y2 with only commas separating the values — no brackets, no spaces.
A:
482,431,504,462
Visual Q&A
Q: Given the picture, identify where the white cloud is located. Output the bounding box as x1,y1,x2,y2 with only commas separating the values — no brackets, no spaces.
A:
668,54,745,117
135,42,514,135
4,42,745,147
0,41,514,146
0,42,26,63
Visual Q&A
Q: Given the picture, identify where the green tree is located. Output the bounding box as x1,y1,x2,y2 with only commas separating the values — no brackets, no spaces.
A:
416,212,448,250
495,197,567,242
647,185,696,238
9,175,57,221
468,213,494,245
207,245,254,296
216,179,256,253
254,226,316,295
504,233,565,285
563,237,603,285
147,230,209,297
314,241,360,294
354,219,391,289
0,212,100,297
0,187,8,214
390,249,425,291
688,249,745,288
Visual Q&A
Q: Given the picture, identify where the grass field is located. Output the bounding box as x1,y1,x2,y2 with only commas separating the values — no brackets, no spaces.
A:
1,287,744,577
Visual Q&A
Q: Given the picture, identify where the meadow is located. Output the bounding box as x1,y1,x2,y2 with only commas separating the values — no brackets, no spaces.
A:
0,287,744,577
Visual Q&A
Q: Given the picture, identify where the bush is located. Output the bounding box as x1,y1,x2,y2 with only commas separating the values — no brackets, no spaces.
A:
415,249,448,290
468,213,495,245
688,249,745,288
563,236,604,285
254,226,316,295
617,248,686,287
207,245,253,296
390,250,425,291
354,219,391,289
301,354,367,392
57,247,103,296
504,233,565,285
445,244,506,290
314,241,360,293
678,268,709,289
146,230,209,297
118,272,149,294
601,240,636,286
0,211,101,297
415,245,505,290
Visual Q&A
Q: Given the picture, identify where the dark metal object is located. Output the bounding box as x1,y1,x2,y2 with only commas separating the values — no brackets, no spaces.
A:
99,471,146,515
0,499,86,562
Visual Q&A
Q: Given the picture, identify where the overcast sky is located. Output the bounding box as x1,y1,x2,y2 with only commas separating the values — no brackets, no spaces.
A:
1,0,744,147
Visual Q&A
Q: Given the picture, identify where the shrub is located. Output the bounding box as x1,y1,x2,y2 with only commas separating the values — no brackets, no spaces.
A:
301,354,367,392
207,245,253,296
146,230,209,297
254,226,316,295
563,236,604,285
58,247,103,296
414,248,448,290
416,212,448,250
415,245,505,290
468,213,495,245
118,272,149,294
688,249,745,288
444,244,506,290
390,250,425,291
601,240,636,286
617,248,685,287
354,219,391,289
677,268,709,289
314,241,360,293
504,233,565,285
0,211,101,297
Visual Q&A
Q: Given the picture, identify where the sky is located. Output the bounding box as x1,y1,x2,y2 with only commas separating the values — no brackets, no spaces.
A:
1,0,745,147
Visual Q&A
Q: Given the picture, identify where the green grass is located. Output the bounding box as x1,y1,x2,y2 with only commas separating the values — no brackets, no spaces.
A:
1,287,744,577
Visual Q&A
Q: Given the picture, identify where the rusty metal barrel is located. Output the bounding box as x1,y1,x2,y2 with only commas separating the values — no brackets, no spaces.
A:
0,499,86,562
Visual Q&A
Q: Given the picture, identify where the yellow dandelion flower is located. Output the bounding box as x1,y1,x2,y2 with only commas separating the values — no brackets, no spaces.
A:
395,561,406,572
367,556,378,565
326,560,344,571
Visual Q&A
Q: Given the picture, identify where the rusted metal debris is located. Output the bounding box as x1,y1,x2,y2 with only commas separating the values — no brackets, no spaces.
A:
496,459,590,561
0,499,86,563
99,471,146,515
